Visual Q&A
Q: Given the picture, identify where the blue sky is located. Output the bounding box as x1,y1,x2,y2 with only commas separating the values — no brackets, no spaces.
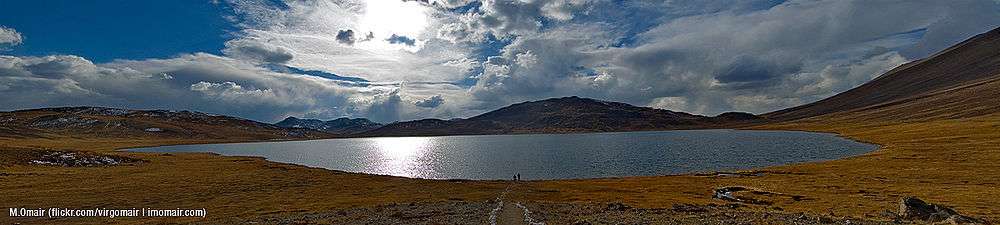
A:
0,0,235,62
0,0,998,122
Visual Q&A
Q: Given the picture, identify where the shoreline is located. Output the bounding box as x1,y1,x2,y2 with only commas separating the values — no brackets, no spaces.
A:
118,128,879,182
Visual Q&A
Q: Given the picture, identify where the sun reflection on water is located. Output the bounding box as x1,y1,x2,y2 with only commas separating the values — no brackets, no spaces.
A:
369,137,432,177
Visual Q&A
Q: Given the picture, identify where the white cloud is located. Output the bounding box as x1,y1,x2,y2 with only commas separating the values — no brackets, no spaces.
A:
190,81,279,104
649,97,688,112
225,0,475,83
0,53,461,122
0,26,22,47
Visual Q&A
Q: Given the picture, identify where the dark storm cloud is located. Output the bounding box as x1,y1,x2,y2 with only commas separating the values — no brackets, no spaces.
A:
387,34,417,46
336,29,356,45
714,56,802,89
222,39,294,64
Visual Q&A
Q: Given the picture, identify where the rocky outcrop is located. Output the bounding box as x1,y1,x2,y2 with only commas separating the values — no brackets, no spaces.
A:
899,196,983,224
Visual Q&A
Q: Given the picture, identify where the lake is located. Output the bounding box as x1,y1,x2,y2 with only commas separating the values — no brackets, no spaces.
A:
129,130,877,180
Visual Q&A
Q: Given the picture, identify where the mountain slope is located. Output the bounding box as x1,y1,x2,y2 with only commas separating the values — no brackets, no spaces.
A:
275,117,382,134
362,96,760,136
764,27,1000,122
0,107,330,140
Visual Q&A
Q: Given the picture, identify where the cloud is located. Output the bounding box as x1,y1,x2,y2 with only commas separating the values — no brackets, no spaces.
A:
222,39,294,64
414,95,445,108
435,0,589,40
649,97,688,111
0,26,22,47
224,0,475,83
190,81,278,104
429,0,474,8
336,29,357,45
461,0,999,114
387,34,417,46
0,53,452,122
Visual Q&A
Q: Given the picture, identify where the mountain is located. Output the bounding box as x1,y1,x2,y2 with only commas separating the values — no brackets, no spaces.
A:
361,96,760,136
275,117,382,134
0,107,330,140
765,27,1000,122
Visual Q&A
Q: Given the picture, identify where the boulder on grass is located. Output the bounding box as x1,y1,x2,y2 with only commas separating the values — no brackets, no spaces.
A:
898,196,983,224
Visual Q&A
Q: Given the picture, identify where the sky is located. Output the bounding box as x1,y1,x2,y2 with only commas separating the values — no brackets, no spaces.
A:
0,0,998,123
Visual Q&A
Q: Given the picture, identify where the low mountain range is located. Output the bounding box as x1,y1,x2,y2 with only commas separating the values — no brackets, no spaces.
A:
359,96,761,136
275,117,382,134
0,107,330,140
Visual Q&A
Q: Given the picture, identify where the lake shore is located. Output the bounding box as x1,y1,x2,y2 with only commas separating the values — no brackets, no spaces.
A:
2,114,998,224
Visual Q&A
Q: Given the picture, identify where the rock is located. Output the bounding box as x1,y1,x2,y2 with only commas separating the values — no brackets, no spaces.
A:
898,196,982,224
900,197,937,220
606,202,630,211
713,186,748,201
571,219,592,225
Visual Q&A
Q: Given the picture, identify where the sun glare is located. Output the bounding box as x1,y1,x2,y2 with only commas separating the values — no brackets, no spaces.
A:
375,137,430,159
359,0,429,41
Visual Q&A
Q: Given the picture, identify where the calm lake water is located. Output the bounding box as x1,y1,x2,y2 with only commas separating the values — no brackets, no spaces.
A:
130,130,876,180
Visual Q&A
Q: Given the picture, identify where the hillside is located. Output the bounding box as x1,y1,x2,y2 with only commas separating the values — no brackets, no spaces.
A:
275,117,382,134
362,96,760,136
0,107,331,141
764,27,1000,122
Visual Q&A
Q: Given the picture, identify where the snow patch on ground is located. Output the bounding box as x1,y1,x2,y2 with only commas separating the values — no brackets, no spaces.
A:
30,116,101,128
74,107,133,116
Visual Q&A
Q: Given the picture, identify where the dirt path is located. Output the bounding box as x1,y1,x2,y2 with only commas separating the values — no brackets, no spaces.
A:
491,182,539,225
498,200,527,225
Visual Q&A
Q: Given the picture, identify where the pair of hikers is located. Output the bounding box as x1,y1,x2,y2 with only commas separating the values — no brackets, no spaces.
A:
512,173,521,181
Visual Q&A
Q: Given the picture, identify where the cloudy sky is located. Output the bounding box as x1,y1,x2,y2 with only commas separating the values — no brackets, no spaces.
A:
0,0,997,123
